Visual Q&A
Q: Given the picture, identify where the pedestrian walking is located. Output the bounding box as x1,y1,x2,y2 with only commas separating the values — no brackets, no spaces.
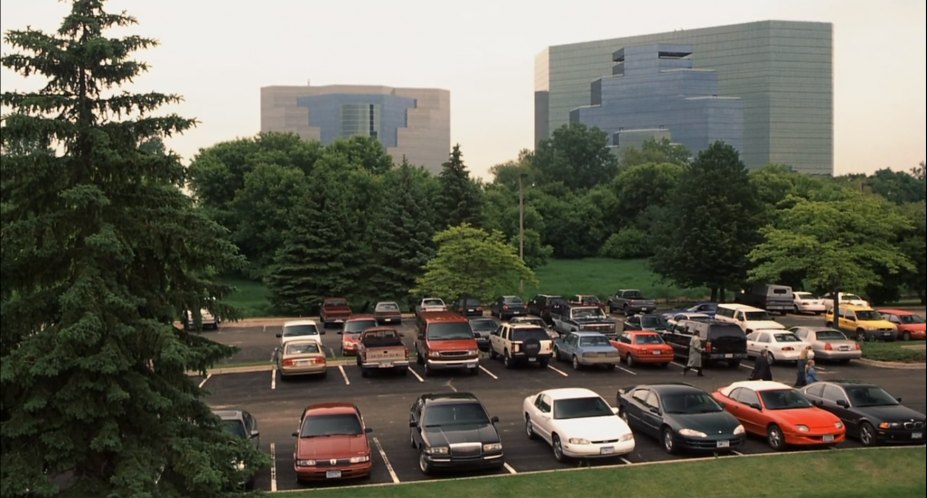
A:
682,335,704,376
805,359,819,383
795,345,813,387
750,348,773,381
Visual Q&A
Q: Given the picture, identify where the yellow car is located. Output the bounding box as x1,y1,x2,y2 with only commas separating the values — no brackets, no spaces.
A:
825,304,897,342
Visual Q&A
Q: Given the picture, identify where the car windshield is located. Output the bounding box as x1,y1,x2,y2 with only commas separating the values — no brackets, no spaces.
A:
794,292,813,299
461,298,481,306
512,328,549,341
640,315,668,328
899,315,925,324
426,322,473,340
855,310,882,320
815,330,846,340
423,299,444,307
573,308,605,319
515,318,546,327
300,414,363,437
423,403,489,427
221,419,246,438
773,333,802,343
845,386,900,407
744,311,772,321
553,396,614,419
376,303,399,312
843,294,863,301
623,291,642,298
504,297,524,305
635,334,664,345
579,335,610,347
325,299,348,307
283,324,319,337
344,319,377,333
285,342,321,355
759,389,812,410
469,319,498,332
662,393,723,414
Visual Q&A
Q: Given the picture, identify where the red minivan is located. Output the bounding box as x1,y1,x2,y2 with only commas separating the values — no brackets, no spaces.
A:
415,311,480,376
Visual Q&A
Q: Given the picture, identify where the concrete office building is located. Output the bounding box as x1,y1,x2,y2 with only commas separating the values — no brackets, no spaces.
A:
535,20,833,175
262,84,450,173
570,44,743,157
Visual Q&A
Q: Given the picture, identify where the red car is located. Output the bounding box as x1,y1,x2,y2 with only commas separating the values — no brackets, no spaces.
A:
292,403,373,482
339,315,378,356
711,380,845,451
610,330,674,367
320,297,352,328
877,309,926,341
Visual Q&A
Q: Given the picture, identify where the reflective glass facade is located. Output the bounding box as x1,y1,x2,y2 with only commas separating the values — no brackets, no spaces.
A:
536,21,833,175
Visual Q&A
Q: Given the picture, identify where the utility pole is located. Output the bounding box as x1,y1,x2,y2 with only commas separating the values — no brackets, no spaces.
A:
518,173,525,293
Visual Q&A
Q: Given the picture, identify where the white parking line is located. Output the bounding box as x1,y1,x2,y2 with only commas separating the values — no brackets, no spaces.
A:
407,367,425,383
372,437,401,483
503,462,517,474
731,449,744,456
619,457,632,465
479,365,498,379
738,363,753,371
271,367,276,390
198,373,212,388
270,442,277,492
338,365,350,385
547,364,569,377
616,366,637,375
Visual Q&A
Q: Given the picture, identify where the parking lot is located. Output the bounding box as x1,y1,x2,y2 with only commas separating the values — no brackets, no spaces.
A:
200,312,926,492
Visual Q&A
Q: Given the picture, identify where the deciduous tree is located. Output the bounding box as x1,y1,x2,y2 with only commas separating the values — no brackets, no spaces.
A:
532,123,618,191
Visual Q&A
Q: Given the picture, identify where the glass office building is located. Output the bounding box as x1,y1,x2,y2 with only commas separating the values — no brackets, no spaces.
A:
536,21,833,175
262,84,450,173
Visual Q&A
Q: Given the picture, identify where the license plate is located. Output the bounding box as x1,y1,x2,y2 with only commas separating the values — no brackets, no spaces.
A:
913,432,922,439
717,440,730,448
528,357,537,362
296,360,312,366
600,446,614,455
823,434,834,443
724,353,733,358
840,346,849,350
383,318,394,323
326,470,341,479
379,363,393,368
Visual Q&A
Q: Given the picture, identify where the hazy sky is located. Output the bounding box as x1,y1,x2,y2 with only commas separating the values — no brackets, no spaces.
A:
2,0,924,180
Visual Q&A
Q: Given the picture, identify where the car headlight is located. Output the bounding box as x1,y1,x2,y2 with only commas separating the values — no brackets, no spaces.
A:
483,443,503,452
468,349,479,358
835,422,844,430
734,424,745,435
425,446,449,455
349,455,370,463
878,422,892,429
620,433,634,442
296,459,316,466
796,425,810,432
568,437,590,444
428,351,442,359
678,428,707,438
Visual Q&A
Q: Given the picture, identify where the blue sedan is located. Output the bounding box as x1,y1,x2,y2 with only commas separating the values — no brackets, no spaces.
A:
661,302,718,320
553,331,621,370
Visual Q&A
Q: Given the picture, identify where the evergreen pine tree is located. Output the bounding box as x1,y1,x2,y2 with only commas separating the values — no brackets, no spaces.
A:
437,144,484,229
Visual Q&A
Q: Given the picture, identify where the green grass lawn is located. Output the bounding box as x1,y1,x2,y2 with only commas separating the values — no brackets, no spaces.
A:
274,447,925,498
220,277,273,318
860,340,926,362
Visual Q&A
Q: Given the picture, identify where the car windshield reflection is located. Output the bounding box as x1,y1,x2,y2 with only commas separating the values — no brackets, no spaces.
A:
553,396,613,419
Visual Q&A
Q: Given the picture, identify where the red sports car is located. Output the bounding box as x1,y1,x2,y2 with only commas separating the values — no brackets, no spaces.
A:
292,403,373,482
877,309,926,341
711,380,845,450
610,330,674,367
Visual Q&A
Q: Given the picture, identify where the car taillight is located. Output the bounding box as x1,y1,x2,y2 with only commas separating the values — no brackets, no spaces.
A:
782,346,795,352
854,343,861,350
824,343,832,351
503,305,509,310
282,359,294,367
704,341,712,352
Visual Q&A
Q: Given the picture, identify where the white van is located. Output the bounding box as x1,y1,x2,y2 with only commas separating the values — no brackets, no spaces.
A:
714,303,785,334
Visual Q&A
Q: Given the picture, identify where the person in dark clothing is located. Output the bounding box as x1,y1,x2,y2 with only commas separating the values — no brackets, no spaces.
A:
749,348,773,381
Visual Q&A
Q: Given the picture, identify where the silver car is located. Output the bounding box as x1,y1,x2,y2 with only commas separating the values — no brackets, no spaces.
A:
788,326,863,363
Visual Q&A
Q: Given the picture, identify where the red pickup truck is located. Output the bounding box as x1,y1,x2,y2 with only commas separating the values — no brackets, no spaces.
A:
355,327,410,376
319,297,352,328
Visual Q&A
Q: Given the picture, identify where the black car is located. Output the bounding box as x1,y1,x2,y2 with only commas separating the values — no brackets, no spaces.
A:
454,297,484,318
623,313,671,333
800,381,926,446
469,317,500,351
526,294,562,325
409,392,504,474
616,383,745,454
214,409,260,489
490,295,527,320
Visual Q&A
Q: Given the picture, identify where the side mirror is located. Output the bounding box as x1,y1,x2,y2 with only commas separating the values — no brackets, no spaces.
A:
409,421,417,428
836,399,848,407
291,432,299,437
250,430,260,439
749,403,762,410
275,333,282,338
365,427,373,433
649,406,661,415
611,407,620,415
491,415,500,424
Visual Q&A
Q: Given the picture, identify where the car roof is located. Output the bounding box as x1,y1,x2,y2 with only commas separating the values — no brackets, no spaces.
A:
625,330,660,335
284,319,318,327
303,402,360,417
419,392,481,405
213,409,248,420
720,380,792,396
842,304,874,311
542,387,602,401
876,308,912,315
571,330,608,336
630,383,704,395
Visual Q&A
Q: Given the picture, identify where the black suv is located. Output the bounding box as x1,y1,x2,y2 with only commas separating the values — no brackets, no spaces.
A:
409,392,504,474
527,294,562,325
453,297,484,317
661,320,747,368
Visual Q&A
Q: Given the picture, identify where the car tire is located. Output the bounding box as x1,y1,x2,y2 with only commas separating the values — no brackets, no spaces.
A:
410,431,416,448
859,421,877,447
469,366,479,375
553,347,561,361
728,360,741,368
857,329,867,342
525,417,536,440
767,353,776,366
606,363,616,371
619,409,630,425
418,450,433,475
360,367,368,378
490,347,498,359
625,354,634,367
767,424,785,451
572,355,581,370
623,304,629,315
423,362,432,376
901,332,911,341
504,351,513,369
662,427,677,454
539,358,550,368
552,434,566,462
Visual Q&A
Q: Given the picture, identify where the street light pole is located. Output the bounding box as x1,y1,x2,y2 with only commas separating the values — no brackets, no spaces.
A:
518,173,525,293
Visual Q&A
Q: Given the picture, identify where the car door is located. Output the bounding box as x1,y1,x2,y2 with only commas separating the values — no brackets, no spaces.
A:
638,389,663,438
559,333,576,358
409,397,425,447
531,393,554,443
623,388,648,432
727,387,765,436
490,325,504,355
820,384,857,433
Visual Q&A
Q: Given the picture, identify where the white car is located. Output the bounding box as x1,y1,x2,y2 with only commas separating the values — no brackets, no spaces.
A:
183,308,219,330
523,387,635,461
745,329,804,364
667,312,711,330
792,292,826,315
276,320,322,347
820,292,869,311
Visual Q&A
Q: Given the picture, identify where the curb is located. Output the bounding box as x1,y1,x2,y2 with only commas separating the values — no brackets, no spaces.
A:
855,358,925,370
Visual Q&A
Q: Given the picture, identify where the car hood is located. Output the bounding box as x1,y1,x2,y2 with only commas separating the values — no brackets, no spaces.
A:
853,404,926,422
669,411,741,434
423,423,499,445
554,416,631,439
897,323,926,332
767,407,840,429
296,434,369,459
426,338,477,349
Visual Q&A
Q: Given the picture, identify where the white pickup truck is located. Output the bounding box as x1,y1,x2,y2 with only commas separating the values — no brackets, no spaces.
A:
355,327,410,376
414,297,447,320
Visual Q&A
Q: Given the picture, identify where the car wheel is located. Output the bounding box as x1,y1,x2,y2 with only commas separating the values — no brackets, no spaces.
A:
857,329,867,342
418,450,433,474
572,355,581,370
623,304,629,315
410,431,416,448
767,353,776,366
360,367,368,378
625,354,634,367
423,362,432,376
662,427,677,454
619,409,630,425
552,434,566,462
859,421,877,446
793,305,801,314
504,351,513,369
767,424,785,451
416,349,424,365
901,332,911,341
606,363,616,371
553,347,561,361
539,358,550,368
525,417,536,439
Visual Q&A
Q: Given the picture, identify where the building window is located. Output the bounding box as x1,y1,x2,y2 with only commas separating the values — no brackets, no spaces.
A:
341,103,380,139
